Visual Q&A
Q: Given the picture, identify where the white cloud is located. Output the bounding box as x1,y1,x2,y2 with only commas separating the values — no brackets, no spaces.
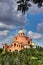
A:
27,2,43,14
28,31,42,39
17,13,22,18
0,0,26,28
0,30,9,36
0,0,43,29
0,22,16,29
37,22,43,32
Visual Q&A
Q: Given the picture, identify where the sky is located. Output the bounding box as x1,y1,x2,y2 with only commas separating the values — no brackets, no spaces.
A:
0,0,43,48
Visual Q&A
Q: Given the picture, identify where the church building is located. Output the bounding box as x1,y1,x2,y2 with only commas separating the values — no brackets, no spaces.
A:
2,28,34,52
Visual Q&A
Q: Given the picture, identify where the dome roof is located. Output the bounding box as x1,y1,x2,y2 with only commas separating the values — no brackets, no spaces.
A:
18,29,24,34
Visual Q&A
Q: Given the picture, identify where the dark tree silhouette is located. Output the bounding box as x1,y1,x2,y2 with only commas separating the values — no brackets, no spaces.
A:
16,0,43,14
17,0,31,14
33,0,43,8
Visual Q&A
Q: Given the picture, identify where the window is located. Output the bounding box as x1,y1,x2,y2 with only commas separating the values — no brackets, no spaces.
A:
19,45,20,48
14,43,16,47
9,50,11,52
21,33,22,36
28,41,30,44
16,37,17,40
3,46,4,48
11,44,13,46
17,44,18,47
26,37,28,40
21,45,23,48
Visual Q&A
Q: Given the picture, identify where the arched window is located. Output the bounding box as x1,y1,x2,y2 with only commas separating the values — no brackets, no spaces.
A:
14,43,16,47
16,37,17,40
21,45,23,48
26,37,28,40
3,46,4,48
9,49,11,52
11,44,13,46
28,41,30,44
19,45,20,48
17,44,18,47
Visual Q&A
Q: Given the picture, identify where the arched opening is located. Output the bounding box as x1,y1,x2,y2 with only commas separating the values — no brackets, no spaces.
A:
17,44,18,47
9,49,11,52
14,43,16,47
21,45,23,48
28,41,30,44
16,37,17,40
11,44,13,46
3,46,4,49
19,45,20,48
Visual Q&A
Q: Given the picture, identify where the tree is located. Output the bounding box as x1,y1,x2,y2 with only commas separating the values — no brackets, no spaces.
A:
33,0,43,8
16,0,43,14
0,48,3,54
16,0,31,14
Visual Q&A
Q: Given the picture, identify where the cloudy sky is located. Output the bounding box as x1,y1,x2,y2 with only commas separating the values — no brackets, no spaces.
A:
0,0,43,48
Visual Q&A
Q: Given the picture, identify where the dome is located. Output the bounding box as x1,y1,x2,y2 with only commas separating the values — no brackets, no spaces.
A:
18,28,25,36
18,29,24,34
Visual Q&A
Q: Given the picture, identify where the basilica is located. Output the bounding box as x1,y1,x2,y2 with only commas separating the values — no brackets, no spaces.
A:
2,29,34,52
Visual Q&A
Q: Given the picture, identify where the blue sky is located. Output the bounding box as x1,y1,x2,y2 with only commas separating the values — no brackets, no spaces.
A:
25,13,43,47
0,0,43,47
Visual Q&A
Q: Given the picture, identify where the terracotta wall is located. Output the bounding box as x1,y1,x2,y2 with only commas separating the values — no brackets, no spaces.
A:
14,36,31,45
2,36,32,52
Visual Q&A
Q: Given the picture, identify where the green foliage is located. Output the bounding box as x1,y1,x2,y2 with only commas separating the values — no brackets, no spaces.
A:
16,0,43,14
16,0,31,14
0,48,3,54
0,46,43,65
33,0,43,7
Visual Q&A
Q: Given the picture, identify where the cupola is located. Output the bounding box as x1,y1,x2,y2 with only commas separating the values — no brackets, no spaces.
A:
18,28,25,36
